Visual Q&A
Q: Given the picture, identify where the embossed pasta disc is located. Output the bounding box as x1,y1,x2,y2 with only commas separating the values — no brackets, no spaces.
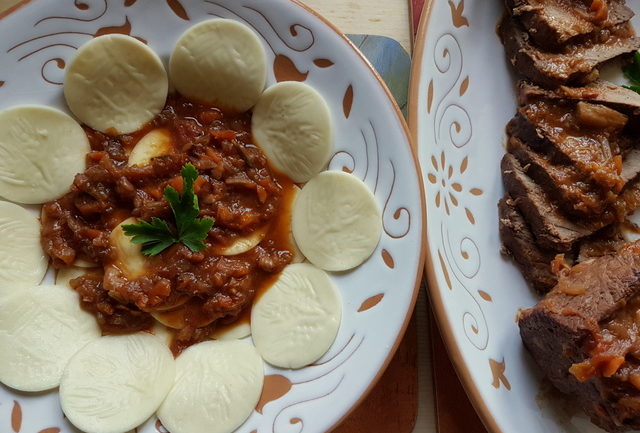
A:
251,263,342,368
252,81,333,183
158,340,264,433
59,333,175,433
73,258,98,268
0,105,89,204
290,185,305,263
0,284,101,392
55,266,90,288
0,201,48,286
211,322,251,340
151,322,173,347
109,217,147,279
128,128,174,166
292,171,382,271
169,19,267,113
213,226,267,256
64,34,168,134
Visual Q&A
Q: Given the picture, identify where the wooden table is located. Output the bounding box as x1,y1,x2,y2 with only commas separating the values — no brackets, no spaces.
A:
303,0,412,54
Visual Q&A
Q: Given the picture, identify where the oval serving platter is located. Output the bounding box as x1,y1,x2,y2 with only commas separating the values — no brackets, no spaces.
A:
0,1,425,432
410,1,640,433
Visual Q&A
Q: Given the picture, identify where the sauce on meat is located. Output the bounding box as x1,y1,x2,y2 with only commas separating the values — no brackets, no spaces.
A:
520,99,625,193
571,296,640,384
41,94,296,353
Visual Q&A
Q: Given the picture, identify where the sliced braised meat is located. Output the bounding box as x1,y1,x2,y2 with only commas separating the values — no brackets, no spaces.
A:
519,241,640,433
508,137,640,217
508,136,615,217
502,153,598,251
518,81,640,115
507,0,634,50
507,98,627,192
499,195,559,293
500,16,640,87
577,226,626,263
503,153,640,250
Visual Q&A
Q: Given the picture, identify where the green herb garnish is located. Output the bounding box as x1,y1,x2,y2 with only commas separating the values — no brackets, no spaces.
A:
123,163,214,256
622,51,640,94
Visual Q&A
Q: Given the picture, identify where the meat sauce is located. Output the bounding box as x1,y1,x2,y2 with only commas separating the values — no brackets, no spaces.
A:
40,94,295,353
571,297,640,386
521,99,626,192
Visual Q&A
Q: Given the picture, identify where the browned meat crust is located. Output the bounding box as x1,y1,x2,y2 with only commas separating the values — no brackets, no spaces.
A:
499,195,558,293
519,242,640,432
506,0,634,50
500,16,640,88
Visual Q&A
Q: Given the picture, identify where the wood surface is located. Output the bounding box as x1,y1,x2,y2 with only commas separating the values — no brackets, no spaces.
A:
431,314,488,433
302,0,412,54
334,315,419,433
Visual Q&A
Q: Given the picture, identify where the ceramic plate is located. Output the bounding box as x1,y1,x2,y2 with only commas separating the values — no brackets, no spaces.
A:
0,1,425,432
410,1,640,433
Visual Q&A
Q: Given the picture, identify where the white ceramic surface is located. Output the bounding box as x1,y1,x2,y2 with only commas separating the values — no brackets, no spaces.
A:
0,1,424,432
411,1,640,433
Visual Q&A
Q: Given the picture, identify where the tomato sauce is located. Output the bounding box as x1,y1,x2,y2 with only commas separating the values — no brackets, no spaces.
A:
41,94,296,353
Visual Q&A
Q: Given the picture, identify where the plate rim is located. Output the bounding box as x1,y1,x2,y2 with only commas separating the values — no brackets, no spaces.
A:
408,2,503,433
0,0,428,430
292,1,428,428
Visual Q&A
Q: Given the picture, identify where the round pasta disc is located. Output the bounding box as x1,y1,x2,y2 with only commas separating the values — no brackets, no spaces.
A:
60,333,175,433
151,322,173,347
211,322,251,340
0,201,48,285
252,81,333,183
212,226,267,256
64,34,168,134
158,340,264,433
109,217,147,279
55,266,90,288
170,19,267,113
128,128,173,166
292,171,382,271
0,284,101,392
251,263,341,369
289,185,305,263
0,105,89,204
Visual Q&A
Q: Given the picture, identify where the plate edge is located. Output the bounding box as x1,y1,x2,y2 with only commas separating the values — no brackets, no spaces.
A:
408,2,505,433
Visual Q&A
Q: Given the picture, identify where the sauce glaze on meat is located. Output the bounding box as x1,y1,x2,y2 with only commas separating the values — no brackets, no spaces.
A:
41,94,295,353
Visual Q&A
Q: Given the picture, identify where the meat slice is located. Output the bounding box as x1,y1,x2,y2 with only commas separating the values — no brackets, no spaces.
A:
502,153,597,251
500,16,640,87
518,81,640,115
508,136,613,217
577,226,626,263
503,153,640,251
519,241,640,433
507,0,634,50
507,98,627,193
508,137,640,217
499,195,558,293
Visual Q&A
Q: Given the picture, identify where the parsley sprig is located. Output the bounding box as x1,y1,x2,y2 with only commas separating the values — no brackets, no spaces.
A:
122,164,214,256
623,51,640,94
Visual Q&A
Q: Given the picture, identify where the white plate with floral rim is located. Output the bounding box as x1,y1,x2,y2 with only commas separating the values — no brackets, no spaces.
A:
0,0,425,432
410,1,640,433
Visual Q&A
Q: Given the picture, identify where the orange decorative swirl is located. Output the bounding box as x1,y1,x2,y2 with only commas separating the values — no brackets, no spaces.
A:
35,0,107,25
382,160,411,239
204,2,315,53
272,376,345,433
432,33,472,149
40,57,66,85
